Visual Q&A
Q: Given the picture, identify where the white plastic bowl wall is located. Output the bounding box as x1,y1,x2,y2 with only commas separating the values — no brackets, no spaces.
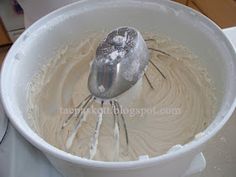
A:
1,1,236,177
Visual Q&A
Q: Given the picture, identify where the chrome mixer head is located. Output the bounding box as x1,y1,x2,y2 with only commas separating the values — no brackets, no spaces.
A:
88,27,149,99
62,27,175,160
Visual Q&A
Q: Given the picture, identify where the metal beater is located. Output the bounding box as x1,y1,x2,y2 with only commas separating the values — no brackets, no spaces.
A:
62,27,173,160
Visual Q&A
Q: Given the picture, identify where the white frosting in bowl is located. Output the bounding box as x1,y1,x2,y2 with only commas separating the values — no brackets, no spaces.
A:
27,32,216,162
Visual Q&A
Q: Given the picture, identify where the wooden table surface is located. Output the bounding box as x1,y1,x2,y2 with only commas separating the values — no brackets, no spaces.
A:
174,0,236,28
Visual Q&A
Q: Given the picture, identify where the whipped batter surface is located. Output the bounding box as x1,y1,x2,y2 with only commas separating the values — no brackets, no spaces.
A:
27,32,216,161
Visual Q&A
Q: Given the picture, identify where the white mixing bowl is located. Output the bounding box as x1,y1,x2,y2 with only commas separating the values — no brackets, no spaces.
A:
1,0,236,177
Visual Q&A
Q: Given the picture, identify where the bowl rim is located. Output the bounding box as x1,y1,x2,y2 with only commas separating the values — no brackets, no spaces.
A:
1,0,236,169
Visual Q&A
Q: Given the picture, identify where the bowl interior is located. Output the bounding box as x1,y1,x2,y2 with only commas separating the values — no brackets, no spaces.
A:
2,0,236,163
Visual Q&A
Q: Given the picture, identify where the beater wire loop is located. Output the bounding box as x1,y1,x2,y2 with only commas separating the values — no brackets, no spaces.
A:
114,100,129,146
62,94,92,129
149,60,166,79
89,101,104,159
110,101,120,160
144,73,154,89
